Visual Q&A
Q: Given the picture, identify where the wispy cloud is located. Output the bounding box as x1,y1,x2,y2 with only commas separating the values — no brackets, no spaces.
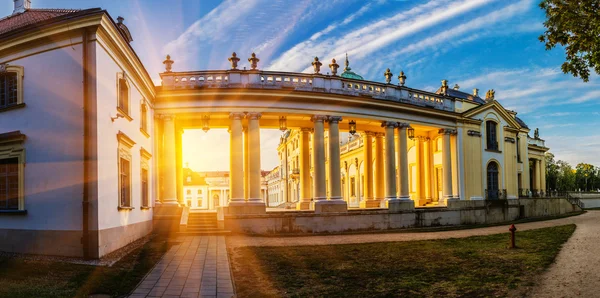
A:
391,0,533,57
268,0,491,72
162,0,343,70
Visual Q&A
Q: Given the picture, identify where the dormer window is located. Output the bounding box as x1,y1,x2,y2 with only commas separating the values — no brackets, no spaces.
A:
486,120,498,151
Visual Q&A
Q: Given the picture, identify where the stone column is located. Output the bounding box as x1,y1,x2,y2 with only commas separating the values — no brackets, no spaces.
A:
247,113,265,213
228,113,245,208
297,128,312,210
396,123,410,200
374,133,385,203
312,115,327,203
359,131,375,208
328,117,343,200
440,129,455,204
416,136,427,206
243,127,249,200
381,122,397,206
161,114,178,206
535,159,541,193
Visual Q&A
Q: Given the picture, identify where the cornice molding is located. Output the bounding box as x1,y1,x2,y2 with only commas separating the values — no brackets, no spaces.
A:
117,131,136,148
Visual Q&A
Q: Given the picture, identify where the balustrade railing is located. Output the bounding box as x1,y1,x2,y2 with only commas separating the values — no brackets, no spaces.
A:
161,70,455,112
485,189,507,200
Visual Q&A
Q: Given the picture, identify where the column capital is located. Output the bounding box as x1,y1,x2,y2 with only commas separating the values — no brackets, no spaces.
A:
327,116,343,123
438,128,457,135
311,115,328,122
397,122,411,128
159,113,176,121
246,112,262,120
230,112,245,120
381,121,398,128
300,127,313,132
363,131,376,137
374,132,385,138
416,136,430,142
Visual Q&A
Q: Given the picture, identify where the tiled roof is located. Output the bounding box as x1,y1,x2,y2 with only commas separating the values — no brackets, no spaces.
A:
0,8,85,36
515,116,529,129
436,87,487,104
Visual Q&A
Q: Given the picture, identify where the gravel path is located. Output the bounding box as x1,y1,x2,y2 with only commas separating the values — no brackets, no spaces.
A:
529,211,600,298
227,212,592,248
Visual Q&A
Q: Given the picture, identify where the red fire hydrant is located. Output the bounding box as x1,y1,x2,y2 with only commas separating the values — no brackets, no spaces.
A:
509,224,517,249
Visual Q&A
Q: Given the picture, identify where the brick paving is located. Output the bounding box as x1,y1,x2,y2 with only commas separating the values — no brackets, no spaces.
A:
129,236,235,298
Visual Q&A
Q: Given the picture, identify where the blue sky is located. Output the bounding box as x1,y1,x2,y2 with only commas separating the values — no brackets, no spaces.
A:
4,0,599,170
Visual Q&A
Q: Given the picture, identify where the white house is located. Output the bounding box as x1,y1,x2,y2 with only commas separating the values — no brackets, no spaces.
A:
0,1,156,258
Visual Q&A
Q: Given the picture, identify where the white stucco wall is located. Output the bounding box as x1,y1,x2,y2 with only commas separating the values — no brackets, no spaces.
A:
0,45,85,230
95,45,154,230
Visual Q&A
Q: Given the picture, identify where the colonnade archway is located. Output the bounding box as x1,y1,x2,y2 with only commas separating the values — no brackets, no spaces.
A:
155,111,460,214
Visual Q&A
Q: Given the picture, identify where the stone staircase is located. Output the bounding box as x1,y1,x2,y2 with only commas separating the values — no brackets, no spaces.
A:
179,209,230,235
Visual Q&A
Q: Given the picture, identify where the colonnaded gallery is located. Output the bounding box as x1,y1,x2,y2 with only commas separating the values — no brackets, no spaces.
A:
0,1,564,259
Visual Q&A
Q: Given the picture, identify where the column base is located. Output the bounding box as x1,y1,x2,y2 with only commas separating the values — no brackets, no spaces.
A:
227,201,266,215
359,199,380,208
439,197,459,206
386,199,415,212
296,200,312,210
312,200,348,213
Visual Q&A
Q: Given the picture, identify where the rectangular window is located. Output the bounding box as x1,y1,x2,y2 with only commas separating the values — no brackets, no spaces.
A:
516,137,521,162
0,157,19,210
118,78,129,113
120,157,131,207
140,103,147,133
350,177,356,197
486,121,498,151
0,73,18,109
141,168,148,207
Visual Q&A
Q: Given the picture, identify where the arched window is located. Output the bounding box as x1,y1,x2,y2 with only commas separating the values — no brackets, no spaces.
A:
487,162,499,199
486,121,498,151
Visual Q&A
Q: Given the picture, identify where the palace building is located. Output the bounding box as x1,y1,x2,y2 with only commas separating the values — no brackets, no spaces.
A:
0,0,552,258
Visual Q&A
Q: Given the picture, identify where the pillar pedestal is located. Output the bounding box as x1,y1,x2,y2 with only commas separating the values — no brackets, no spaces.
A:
386,199,415,212
313,200,348,213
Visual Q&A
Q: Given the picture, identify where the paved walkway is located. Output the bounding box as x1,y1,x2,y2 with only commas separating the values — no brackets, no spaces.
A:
130,236,234,298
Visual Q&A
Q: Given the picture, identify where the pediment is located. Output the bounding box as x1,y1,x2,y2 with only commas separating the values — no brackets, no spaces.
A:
461,100,522,129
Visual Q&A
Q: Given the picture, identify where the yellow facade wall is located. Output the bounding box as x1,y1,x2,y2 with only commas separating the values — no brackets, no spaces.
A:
462,123,483,199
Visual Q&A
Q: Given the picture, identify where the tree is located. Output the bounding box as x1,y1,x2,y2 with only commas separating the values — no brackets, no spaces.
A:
539,0,600,82
575,163,596,191
545,153,559,190
556,160,576,191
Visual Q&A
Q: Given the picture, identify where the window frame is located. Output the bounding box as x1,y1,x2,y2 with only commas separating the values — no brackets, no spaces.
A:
0,131,26,213
140,101,149,138
140,147,152,209
117,131,135,210
485,120,499,152
116,72,133,121
0,64,25,113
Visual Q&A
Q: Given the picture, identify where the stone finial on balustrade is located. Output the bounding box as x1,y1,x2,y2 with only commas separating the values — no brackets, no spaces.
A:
398,71,406,86
329,58,339,76
473,88,479,97
228,52,240,70
384,68,393,84
248,53,260,70
453,84,460,90
163,54,174,72
485,89,495,101
312,57,323,74
441,79,449,95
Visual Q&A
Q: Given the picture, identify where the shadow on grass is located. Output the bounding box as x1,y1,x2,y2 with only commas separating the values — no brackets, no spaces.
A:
0,234,173,298
230,225,575,298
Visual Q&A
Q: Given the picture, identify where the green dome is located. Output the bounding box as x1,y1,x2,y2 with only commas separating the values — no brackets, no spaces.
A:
340,70,363,80
339,54,363,80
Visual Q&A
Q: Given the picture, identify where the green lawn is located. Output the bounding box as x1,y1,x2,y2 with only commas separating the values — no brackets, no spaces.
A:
230,225,575,298
0,235,172,298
